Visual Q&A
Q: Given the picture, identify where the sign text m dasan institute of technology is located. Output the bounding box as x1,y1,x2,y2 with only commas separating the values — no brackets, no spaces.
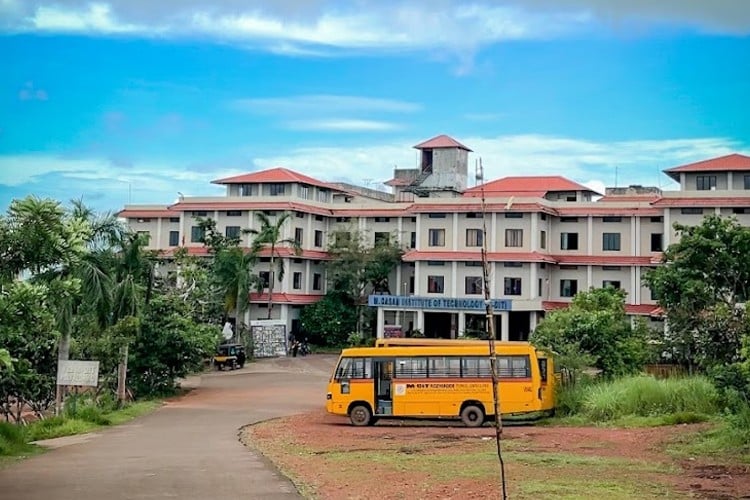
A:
368,295,512,311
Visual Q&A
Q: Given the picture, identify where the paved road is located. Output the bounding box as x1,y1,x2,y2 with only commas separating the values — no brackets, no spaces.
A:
0,355,336,500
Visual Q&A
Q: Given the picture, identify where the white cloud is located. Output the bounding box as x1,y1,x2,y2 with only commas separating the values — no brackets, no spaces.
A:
285,119,401,132
18,81,48,101
31,3,143,34
232,95,421,114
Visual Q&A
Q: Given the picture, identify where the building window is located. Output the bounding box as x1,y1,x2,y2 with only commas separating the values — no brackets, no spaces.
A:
313,273,322,291
602,266,621,271
409,276,415,293
650,216,663,223
269,183,286,196
429,229,445,247
560,232,579,250
192,211,208,217
190,226,205,243
428,213,447,218
745,175,750,190
466,212,482,219
427,261,445,266
293,272,302,290
560,279,578,297
602,216,622,223
538,278,543,297
540,230,547,249
374,217,391,223
465,276,482,295
540,212,547,221
410,232,416,248
135,218,151,223
226,210,242,217
258,271,270,288
696,175,717,191
505,229,523,247
239,184,252,196
650,286,661,301
225,226,241,239
465,261,483,267
603,233,621,251
295,211,305,219
733,208,750,214
299,185,310,199
315,214,324,221
504,212,523,219
560,217,578,222
603,280,621,290
374,232,390,246
559,265,578,270
681,207,704,215
540,262,546,269
169,217,180,223
294,228,303,246
335,217,351,223
263,210,277,216
314,230,323,247
651,233,663,252
504,262,522,268
504,278,522,296
169,231,179,247
428,276,445,293
466,228,483,247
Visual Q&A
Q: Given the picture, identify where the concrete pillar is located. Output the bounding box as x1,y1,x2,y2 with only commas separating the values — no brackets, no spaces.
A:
500,312,510,341
451,261,458,297
587,215,593,254
458,312,466,337
490,213,497,252
452,213,458,250
663,209,671,246
416,310,424,332
376,307,385,338
529,262,538,299
587,265,593,290
530,213,538,251
529,311,538,333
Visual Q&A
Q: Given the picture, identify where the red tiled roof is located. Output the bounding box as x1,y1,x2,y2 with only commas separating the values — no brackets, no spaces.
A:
212,167,337,190
463,176,600,197
542,301,662,316
650,197,750,208
117,209,176,218
384,177,413,187
598,195,661,203
556,206,663,216
553,255,655,266
463,189,548,198
413,134,472,151
333,208,412,217
403,251,556,263
664,153,750,180
408,202,549,213
169,201,332,216
248,293,323,305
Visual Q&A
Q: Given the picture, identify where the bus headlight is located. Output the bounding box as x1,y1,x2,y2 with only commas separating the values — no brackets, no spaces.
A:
326,392,332,400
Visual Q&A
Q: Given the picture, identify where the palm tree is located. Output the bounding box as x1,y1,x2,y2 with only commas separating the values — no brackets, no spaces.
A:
212,246,260,328
248,212,301,319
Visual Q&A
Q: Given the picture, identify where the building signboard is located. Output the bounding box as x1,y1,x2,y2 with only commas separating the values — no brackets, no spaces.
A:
57,360,100,387
368,295,512,311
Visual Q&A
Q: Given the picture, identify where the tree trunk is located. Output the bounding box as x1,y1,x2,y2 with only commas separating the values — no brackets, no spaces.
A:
117,344,129,406
55,331,71,416
267,251,275,320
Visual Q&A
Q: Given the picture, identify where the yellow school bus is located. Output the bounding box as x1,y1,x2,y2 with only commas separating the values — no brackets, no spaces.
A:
326,341,555,426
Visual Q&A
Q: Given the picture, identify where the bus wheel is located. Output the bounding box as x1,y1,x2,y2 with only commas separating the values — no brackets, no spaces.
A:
349,405,372,426
461,405,484,427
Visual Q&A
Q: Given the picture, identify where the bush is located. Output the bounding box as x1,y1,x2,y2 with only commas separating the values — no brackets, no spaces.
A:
0,421,27,455
579,376,719,421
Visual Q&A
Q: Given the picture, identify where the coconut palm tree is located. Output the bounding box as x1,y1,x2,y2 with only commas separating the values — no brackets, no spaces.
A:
212,245,261,327
247,212,301,319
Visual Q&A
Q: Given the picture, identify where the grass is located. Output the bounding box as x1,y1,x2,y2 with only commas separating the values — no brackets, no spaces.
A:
518,477,677,499
668,406,750,463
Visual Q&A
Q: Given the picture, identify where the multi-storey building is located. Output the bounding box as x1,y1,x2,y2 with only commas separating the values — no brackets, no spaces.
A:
119,135,750,340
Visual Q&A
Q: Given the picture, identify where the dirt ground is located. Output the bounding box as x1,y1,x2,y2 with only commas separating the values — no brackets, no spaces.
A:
243,410,750,500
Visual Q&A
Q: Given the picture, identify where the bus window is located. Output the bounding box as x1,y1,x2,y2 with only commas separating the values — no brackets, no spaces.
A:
428,357,461,377
461,357,491,378
538,358,548,383
335,357,372,380
395,357,427,378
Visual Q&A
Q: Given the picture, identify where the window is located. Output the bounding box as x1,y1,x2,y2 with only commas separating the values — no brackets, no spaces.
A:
504,278,522,296
315,214,324,221
560,217,578,222
409,276,415,293
239,184,253,196
225,226,241,239
334,357,372,380
540,230,547,249
465,261,483,267
538,278,543,297
650,216,663,223
294,228,303,245
395,357,427,378
681,207,704,215
540,262,546,269
505,212,523,219
505,229,523,247
192,211,208,217
317,190,330,203
428,357,461,377
169,231,179,246
374,217,391,223
299,185,310,199
603,280,621,290
269,183,286,196
427,276,444,293
650,286,661,301
465,276,482,295
293,272,302,290
497,356,531,378
504,262,522,268
466,228,483,247
560,232,579,250
258,271,270,288
745,175,750,190
335,217,351,223
428,229,445,247
169,217,180,223
466,212,482,219
263,210,277,216
696,175,716,191
374,232,390,246
314,230,323,247
313,273,322,291
190,226,204,243
410,232,416,248
226,210,242,217
603,233,621,251
295,211,305,218
602,266,621,271
603,216,622,223
733,208,750,214
461,357,492,377
566,194,577,202
427,261,445,266
560,279,578,297
559,265,578,270
293,258,303,264
540,213,547,221
651,233,663,252
428,213,446,218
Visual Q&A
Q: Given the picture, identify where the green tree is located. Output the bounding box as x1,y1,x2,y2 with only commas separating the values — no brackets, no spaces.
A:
644,215,750,370
248,212,300,319
0,349,12,370
299,291,358,346
212,246,260,327
531,288,652,378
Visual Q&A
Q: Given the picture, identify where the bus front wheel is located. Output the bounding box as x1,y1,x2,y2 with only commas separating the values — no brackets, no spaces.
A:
349,404,372,426
461,405,484,427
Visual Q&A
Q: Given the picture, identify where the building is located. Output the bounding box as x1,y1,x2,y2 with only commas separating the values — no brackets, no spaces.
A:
119,136,750,340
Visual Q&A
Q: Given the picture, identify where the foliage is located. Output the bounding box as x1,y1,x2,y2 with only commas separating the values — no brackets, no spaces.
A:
128,294,220,396
0,349,12,370
212,246,260,321
531,288,653,377
644,215,750,370
300,291,358,346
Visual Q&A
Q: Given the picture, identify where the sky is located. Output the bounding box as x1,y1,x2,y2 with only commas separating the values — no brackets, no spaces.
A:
1,0,749,213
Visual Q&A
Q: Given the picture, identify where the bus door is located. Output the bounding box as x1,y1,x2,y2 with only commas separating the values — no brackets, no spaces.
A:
374,359,394,415
537,356,554,411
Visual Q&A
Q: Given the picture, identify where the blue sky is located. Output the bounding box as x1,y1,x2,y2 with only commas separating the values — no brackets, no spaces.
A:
1,1,749,212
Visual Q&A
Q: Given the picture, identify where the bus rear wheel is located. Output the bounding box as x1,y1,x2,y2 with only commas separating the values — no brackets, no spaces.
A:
349,404,372,426
461,405,484,427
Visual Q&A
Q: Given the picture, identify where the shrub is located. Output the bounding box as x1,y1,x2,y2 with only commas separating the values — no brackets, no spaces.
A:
0,422,27,455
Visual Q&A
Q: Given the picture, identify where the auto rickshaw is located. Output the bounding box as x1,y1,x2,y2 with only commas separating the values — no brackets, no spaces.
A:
213,343,246,370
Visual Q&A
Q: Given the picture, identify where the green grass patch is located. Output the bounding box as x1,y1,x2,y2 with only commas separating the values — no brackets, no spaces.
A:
517,477,677,499
668,408,750,463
